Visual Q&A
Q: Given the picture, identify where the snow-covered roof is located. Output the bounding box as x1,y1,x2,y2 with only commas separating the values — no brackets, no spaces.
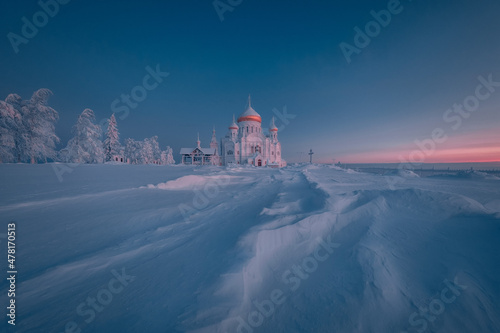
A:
237,106,261,123
237,95,261,123
201,148,216,155
179,148,193,155
239,106,260,118
229,114,239,129
269,116,278,131
180,147,216,155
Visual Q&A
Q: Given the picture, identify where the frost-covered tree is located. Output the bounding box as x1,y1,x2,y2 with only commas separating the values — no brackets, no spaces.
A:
5,94,24,113
22,89,60,163
160,150,168,165
159,146,175,165
0,101,22,163
5,94,27,162
124,138,142,164
3,90,59,163
147,136,161,163
142,139,154,164
124,137,166,164
165,146,175,164
62,108,104,163
103,113,121,162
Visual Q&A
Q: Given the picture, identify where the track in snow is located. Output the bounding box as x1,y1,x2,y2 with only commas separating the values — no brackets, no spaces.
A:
0,164,499,333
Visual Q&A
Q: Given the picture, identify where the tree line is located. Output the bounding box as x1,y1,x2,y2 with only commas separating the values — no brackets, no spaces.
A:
0,89,175,165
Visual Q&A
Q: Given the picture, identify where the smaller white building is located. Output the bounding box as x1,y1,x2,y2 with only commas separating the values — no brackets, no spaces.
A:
180,132,220,165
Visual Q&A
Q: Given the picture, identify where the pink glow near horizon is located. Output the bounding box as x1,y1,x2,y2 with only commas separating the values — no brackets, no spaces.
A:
337,148,500,164
335,130,500,164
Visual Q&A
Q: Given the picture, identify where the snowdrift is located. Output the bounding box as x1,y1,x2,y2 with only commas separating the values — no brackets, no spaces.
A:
146,175,233,190
383,168,420,178
0,164,499,333
430,170,500,180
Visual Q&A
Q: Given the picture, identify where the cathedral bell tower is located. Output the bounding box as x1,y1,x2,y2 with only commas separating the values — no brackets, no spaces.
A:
210,126,219,155
269,116,278,142
228,115,238,141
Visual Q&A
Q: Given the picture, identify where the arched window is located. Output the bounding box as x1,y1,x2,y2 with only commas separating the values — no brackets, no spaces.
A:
227,150,233,155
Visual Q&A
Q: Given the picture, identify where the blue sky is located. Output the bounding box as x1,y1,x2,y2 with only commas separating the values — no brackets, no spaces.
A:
1,0,499,163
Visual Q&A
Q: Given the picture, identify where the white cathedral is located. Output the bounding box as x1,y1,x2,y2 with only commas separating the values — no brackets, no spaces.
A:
180,96,286,168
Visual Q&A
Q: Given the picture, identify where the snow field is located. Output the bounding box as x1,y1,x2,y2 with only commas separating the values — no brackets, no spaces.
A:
0,163,499,332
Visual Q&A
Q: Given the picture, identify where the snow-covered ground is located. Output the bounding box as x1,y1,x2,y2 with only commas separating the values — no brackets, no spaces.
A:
0,163,499,333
